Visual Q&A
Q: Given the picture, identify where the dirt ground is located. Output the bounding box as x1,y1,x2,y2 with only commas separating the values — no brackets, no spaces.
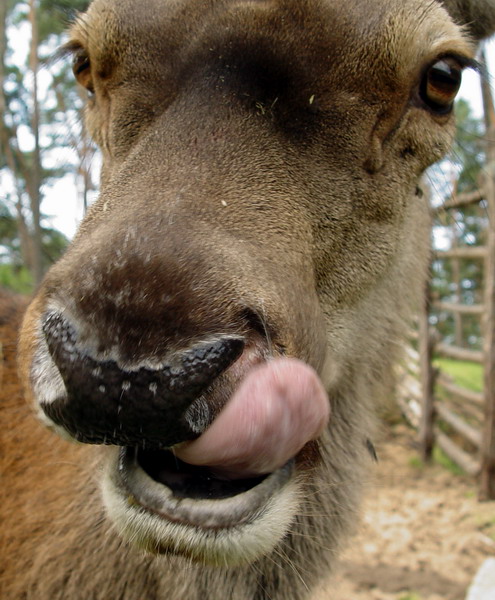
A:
315,424,495,600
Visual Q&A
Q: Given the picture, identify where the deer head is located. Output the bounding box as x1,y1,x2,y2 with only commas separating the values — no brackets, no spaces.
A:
17,0,495,584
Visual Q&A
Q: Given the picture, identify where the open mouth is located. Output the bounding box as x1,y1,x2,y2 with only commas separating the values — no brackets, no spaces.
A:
116,446,295,529
107,355,330,546
34,310,330,563
136,448,268,499
102,443,301,565
98,354,331,563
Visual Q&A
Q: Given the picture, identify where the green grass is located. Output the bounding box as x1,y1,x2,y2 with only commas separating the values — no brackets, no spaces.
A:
432,446,465,476
408,455,424,470
407,448,465,476
434,357,483,393
398,593,422,600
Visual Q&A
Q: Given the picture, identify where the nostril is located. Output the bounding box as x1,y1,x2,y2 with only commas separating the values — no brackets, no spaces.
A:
41,312,244,448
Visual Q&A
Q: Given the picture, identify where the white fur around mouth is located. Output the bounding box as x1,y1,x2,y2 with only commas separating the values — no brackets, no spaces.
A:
101,448,301,566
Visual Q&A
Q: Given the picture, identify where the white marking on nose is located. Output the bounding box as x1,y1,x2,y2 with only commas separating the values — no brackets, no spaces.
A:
32,329,66,407
184,396,211,434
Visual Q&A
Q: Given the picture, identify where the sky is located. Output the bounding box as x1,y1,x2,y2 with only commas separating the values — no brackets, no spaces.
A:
458,42,495,118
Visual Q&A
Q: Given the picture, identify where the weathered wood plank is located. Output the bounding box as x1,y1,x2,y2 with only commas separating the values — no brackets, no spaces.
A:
435,431,480,477
435,402,482,448
436,343,483,364
435,246,487,260
436,373,484,405
434,301,484,315
433,189,485,213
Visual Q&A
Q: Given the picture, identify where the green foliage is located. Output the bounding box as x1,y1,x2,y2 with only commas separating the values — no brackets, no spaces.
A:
451,98,485,192
0,202,19,241
0,263,33,294
0,201,23,264
41,223,68,265
2,0,93,282
1,198,69,272
10,1,91,44
38,0,91,41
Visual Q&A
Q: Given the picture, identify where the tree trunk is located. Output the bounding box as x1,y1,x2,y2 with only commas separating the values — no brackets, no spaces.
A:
28,0,43,286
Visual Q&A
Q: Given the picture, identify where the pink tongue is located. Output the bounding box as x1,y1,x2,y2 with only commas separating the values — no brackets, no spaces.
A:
174,358,330,479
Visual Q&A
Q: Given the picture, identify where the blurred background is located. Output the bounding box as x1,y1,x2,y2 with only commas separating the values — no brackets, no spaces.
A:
1,0,93,293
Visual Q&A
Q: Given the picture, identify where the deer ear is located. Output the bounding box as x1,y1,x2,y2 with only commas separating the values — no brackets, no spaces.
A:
439,0,495,40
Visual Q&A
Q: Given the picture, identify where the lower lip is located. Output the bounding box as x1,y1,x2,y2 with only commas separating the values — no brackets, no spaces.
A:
116,447,295,529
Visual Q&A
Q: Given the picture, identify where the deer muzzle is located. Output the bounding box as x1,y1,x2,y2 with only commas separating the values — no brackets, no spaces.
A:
41,310,245,448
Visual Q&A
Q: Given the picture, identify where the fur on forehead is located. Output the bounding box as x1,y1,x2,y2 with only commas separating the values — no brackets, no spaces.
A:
377,0,475,71
67,0,474,62
320,0,475,85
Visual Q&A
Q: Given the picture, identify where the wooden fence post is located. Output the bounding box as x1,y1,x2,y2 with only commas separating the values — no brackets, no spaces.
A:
480,150,495,501
479,49,495,500
419,280,435,462
479,156,495,500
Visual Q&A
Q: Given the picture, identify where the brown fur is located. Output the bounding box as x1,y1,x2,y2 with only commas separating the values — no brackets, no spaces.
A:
3,1,495,599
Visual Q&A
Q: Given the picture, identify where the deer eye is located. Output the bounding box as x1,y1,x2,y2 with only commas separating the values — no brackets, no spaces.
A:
72,51,94,94
419,58,463,114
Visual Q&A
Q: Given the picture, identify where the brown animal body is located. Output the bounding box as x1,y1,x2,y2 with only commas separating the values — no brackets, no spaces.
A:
3,1,495,598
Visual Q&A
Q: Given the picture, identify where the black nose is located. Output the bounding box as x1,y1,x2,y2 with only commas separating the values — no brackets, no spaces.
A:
41,312,244,448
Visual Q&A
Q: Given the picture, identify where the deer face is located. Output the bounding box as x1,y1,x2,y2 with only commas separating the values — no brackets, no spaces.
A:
19,0,476,566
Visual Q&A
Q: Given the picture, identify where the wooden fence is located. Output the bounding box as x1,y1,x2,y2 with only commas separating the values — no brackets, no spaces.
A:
397,54,495,500
397,150,495,501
